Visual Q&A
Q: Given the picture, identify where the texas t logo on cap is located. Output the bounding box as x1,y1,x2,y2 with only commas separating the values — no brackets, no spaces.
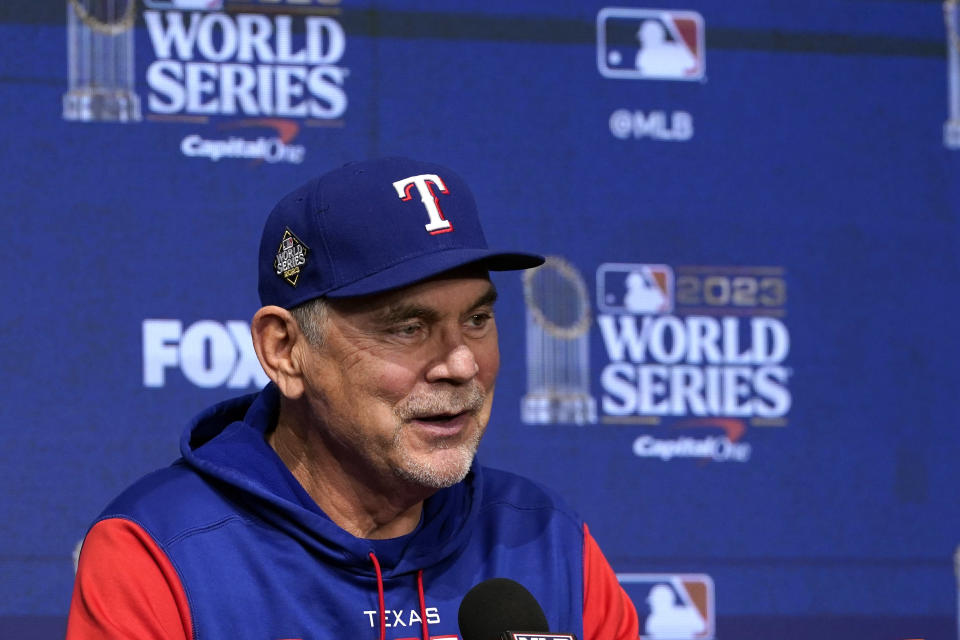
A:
393,173,454,235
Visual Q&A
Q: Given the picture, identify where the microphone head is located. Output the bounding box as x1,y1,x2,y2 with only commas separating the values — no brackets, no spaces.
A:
458,578,550,640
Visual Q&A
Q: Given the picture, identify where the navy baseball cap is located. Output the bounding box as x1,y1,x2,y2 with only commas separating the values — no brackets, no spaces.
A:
258,157,544,308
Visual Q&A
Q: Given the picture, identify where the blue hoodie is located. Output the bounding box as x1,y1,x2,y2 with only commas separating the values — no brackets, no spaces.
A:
67,384,637,640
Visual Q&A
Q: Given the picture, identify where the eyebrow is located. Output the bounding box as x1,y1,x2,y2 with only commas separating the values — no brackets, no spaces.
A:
374,283,499,326
472,284,499,310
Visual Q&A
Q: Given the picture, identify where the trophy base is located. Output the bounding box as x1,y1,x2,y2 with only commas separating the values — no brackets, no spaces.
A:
63,89,141,122
522,393,597,425
944,119,960,149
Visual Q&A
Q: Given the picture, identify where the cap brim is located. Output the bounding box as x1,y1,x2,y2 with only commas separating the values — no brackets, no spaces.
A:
324,249,545,298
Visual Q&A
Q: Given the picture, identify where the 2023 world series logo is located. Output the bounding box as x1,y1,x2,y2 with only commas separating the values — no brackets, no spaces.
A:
523,260,792,463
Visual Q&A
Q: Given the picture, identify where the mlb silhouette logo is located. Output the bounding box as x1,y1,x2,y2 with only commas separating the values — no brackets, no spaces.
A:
597,263,673,314
619,574,715,640
597,8,705,81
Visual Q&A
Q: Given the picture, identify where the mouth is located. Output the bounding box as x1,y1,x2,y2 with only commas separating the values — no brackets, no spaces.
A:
410,410,471,431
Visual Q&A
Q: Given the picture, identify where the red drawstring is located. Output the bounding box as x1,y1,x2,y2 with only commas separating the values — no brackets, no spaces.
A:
416,569,428,640
369,553,386,640
369,553,430,640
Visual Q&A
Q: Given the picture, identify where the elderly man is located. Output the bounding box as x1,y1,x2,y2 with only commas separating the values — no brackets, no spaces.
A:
67,157,638,639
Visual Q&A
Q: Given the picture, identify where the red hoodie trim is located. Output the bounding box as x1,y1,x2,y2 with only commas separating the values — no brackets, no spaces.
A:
66,518,194,640
582,523,640,640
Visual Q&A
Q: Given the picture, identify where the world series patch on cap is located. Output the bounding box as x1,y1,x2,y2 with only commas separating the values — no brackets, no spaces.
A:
258,156,544,308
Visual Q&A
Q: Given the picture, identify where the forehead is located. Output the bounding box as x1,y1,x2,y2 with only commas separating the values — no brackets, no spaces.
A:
328,266,494,317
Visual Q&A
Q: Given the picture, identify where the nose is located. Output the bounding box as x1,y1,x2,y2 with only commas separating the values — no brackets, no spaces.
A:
425,342,480,384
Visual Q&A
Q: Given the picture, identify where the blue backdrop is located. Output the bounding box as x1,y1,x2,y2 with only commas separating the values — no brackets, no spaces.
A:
1,1,958,638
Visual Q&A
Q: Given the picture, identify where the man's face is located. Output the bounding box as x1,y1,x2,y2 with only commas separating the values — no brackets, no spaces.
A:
299,268,499,490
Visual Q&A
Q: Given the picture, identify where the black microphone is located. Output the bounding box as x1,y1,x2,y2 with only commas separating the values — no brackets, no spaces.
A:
457,578,578,640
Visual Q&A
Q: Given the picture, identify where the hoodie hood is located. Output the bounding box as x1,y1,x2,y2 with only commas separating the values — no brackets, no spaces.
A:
178,383,483,577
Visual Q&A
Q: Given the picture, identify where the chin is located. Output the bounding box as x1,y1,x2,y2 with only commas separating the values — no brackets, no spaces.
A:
393,446,476,489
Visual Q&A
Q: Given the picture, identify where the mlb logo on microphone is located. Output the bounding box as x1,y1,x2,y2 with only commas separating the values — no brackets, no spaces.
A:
618,573,715,640
597,8,705,81
597,263,674,315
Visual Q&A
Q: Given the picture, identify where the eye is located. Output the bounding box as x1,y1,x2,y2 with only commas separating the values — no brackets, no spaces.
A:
466,312,493,329
392,322,424,338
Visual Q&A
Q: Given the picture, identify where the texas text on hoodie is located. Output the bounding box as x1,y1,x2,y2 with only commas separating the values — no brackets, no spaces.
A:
67,384,639,639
